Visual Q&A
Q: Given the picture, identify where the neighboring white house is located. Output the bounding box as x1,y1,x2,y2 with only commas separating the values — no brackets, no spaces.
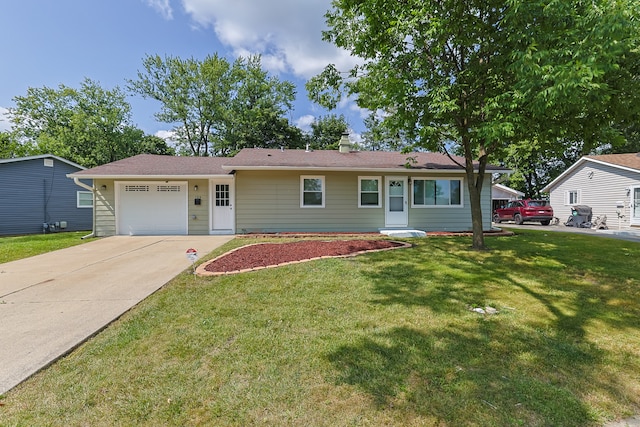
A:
542,153,640,230
491,183,524,213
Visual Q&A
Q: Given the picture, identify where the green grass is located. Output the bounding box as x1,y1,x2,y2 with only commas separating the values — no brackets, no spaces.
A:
0,231,92,264
1,230,639,426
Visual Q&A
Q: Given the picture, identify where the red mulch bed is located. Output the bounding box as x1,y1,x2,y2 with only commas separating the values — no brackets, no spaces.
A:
197,239,410,276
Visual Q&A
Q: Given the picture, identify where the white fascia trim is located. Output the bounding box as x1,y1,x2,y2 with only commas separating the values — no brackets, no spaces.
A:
542,157,587,193
66,174,231,179
2,154,87,169
493,183,525,197
223,166,509,174
584,158,640,175
542,157,640,193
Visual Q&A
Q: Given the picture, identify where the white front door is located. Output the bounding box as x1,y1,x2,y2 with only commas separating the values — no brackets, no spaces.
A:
632,187,640,226
211,179,235,233
385,176,408,227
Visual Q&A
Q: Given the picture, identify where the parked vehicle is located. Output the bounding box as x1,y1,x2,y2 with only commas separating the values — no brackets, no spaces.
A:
493,199,555,225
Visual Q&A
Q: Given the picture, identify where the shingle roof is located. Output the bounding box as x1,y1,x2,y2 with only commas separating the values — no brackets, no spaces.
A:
225,148,506,171
584,153,640,172
68,149,508,178
69,154,229,177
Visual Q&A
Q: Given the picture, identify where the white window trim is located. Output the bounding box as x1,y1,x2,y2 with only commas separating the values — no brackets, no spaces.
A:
77,191,93,208
358,176,382,208
631,185,640,226
565,189,581,205
300,175,325,208
411,177,464,208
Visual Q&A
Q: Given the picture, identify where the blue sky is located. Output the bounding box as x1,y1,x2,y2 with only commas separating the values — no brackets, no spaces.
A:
0,0,365,140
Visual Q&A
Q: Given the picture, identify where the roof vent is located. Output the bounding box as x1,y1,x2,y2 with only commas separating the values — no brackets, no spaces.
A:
338,132,351,153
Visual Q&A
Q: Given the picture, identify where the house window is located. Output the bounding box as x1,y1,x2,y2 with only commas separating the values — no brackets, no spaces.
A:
412,178,462,207
301,176,325,208
359,176,381,208
77,191,93,208
566,190,580,205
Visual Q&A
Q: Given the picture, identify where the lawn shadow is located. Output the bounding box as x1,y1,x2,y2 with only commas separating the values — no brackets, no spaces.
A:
327,236,640,425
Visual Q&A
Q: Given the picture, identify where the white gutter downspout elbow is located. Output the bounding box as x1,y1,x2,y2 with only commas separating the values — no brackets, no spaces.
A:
73,177,96,239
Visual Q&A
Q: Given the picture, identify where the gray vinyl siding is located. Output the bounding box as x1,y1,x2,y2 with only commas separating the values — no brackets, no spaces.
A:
235,170,493,233
0,157,92,235
548,162,640,229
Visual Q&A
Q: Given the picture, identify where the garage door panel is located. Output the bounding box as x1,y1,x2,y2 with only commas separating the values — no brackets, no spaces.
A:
117,183,187,235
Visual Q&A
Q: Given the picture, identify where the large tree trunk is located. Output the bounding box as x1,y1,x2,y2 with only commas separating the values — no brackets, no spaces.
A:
463,136,488,250
467,170,486,250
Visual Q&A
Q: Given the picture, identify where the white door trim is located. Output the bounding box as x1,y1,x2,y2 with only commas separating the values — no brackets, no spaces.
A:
210,177,235,234
385,176,408,227
631,185,640,226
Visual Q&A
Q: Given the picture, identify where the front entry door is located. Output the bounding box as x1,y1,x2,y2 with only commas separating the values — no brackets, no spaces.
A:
211,179,234,233
632,187,640,226
385,176,408,227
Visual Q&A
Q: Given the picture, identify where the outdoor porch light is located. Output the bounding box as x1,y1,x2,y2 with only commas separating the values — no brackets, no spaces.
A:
100,184,107,190
194,185,199,191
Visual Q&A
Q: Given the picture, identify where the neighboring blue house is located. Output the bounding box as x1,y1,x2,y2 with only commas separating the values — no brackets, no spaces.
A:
0,154,93,236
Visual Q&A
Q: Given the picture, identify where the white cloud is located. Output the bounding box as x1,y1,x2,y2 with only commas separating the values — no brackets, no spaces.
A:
295,114,315,132
155,129,177,140
145,0,173,20
0,107,11,132
180,0,360,78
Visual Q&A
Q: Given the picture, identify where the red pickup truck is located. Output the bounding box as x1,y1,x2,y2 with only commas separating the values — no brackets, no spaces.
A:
494,199,554,225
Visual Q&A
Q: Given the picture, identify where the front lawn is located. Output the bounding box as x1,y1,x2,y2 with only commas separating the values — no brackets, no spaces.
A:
1,230,639,426
0,231,92,264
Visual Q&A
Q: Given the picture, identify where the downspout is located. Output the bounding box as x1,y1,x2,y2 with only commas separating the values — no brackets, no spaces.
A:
73,177,96,239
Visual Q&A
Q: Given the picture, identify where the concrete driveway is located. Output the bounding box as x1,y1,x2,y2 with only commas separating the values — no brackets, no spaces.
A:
496,222,640,242
0,235,233,395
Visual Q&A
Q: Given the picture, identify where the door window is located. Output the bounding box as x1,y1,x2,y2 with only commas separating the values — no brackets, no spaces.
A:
216,184,230,207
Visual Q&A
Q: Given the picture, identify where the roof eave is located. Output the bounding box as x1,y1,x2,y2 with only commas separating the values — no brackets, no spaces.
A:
542,156,640,192
223,165,510,174
66,173,232,179
1,154,86,170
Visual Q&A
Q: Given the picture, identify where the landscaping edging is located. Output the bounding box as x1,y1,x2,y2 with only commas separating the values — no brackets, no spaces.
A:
196,239,412,276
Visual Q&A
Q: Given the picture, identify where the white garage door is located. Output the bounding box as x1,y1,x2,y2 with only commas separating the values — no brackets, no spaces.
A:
117,182,188,235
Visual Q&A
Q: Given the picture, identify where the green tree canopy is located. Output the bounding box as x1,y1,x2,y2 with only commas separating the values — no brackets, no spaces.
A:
129,54,232,156
0,131,27,159
222,56,303,155
129,54,302,156
361,113,410,152
308,0,640,249
304,114,349,150
8,79,172,166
